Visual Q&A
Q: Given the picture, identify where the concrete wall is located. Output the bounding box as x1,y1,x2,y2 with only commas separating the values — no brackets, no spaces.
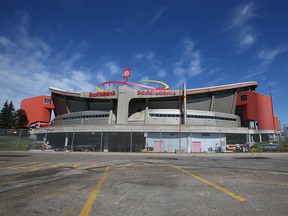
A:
146,132,225,153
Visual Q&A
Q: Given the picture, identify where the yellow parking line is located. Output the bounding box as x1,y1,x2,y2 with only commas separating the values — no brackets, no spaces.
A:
171,165,247,202
0,161,18,165
0,163,49,184
30,163,51,171
5,162,33,169
52,163,66,168
79,166,111,216
0,172,26,184
73,163,82,168
80,163,97,168
0,161,21,167
91,163,97,168
125,163,155,167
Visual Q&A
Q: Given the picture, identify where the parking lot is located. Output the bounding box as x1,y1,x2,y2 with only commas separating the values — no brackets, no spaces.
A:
0,151,287,216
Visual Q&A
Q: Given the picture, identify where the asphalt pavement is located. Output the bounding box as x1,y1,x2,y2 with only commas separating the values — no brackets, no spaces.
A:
0,151,287,216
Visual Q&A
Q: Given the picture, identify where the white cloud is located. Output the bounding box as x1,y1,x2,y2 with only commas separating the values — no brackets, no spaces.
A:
135,51,155,60
224,2,258,53
240,31,257,50
173,77,187,90
0,36,15,48
0,11,98,109
207,77,227,87
208,67,221,75
268,81,278,87
258,46,288,63
244,46,288,79
95,73,107,84
157,69,166,78
134,50,166,79
61,53,83,72
139,75,150,81
104,61,121,75
183,38,194,55
173,38,204,84
227,2,256,30
16,10,30,35
151,7,167,25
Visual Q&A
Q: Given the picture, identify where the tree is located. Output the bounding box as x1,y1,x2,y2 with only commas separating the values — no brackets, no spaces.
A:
0,101,16,129
15,109,29,129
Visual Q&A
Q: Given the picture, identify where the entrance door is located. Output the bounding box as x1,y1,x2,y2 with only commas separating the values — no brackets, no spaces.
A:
192,141,201,152
154,141,164,152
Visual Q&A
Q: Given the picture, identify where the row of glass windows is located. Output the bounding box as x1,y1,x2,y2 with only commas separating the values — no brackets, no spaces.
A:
54,113,236,122
149,113,237,122
59,114,109,121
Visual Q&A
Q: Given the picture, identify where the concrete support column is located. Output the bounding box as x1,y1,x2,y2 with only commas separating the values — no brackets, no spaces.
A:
71,131,75,152
100,130,103,151
187,136,191,153
144,106,149,124
247,133,251,144
108,110,113,124
210,94,215,111
65,134,69,152
130,130,133,152
104,133,109,152
116,85,134,125
231,91,237,114
183,83,187,124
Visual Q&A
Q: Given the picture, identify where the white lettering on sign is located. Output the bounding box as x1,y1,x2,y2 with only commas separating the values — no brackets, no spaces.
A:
137,90,176,96
89,91,116,97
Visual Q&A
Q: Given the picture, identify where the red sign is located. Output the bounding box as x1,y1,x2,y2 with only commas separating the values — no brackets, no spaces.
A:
89,91,116,97
123,67,131,79
137,90,176,96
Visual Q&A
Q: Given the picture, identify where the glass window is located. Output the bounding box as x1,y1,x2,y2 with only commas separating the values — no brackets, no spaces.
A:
202,133,210,136
240,95,247,101
44,98,52,104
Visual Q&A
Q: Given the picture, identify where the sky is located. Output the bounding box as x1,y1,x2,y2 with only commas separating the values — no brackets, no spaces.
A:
0,0,287,125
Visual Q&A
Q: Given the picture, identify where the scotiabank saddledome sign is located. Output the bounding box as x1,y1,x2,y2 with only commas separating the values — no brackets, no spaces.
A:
85,89,177,98
85,68,177,98
137,90,176,96
89,91,116,97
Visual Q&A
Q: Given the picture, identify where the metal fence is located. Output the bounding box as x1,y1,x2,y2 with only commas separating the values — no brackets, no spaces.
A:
0,129,149,152
0,129,37,151
35,131,146,152
34,131,246,153
1,129,284,152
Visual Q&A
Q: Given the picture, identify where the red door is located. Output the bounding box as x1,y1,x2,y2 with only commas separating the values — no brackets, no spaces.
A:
154,141,164,152
192,141,201,152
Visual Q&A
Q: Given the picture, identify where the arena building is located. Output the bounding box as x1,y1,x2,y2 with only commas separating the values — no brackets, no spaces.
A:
26,72,280,153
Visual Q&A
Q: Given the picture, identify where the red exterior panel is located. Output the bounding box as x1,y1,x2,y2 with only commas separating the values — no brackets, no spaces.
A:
237,92,280,130
20,96,55,126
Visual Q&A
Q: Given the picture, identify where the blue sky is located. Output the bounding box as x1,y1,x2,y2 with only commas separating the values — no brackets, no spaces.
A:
0,0,287,125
